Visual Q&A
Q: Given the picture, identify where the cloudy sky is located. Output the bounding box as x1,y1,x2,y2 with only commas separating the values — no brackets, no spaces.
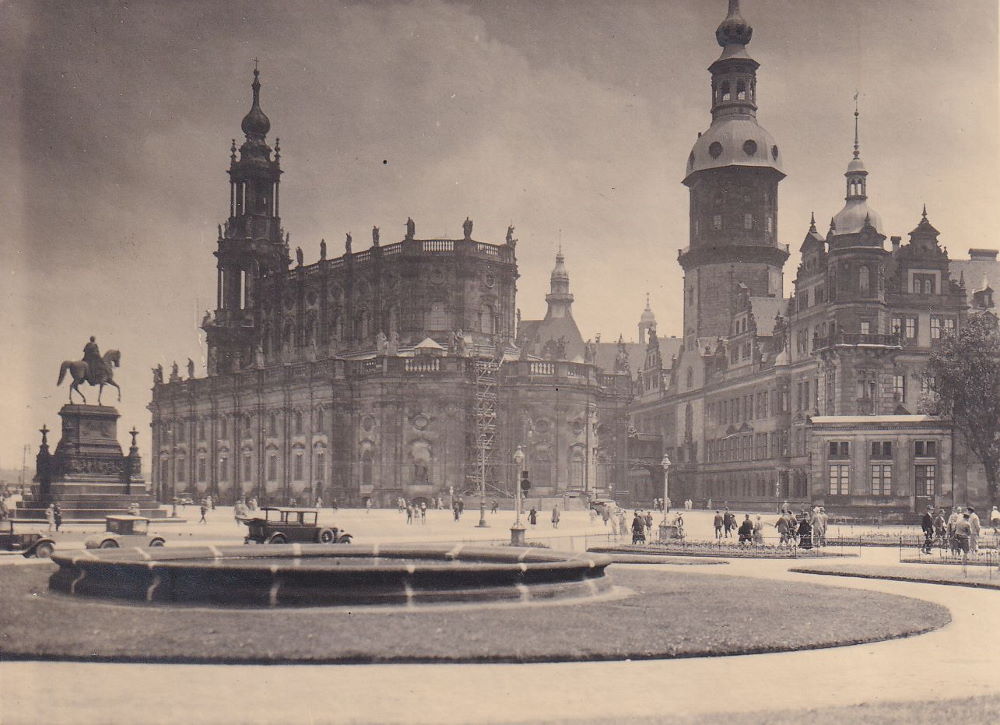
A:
1,0,997,471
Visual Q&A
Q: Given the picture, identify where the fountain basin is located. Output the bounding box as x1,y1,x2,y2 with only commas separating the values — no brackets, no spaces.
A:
49,543,613,607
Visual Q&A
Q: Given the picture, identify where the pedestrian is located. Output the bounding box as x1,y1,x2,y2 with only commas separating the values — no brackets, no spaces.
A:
249,497,258,511
53,503,63,532
947,507,959,542
551,505,560,529
420,501,427,524
315,497,323,509
616,508,627,538
528,507,537,527
968,507,981,552
631,512,646,545
797,515,813,550
991,506,1000,536
775,511,790,547
45,503,56,532
199,502,208,524
491,499,498,514
921,505,935,554
706,497,713,511
208,494,215,510
954,513,973,560
752,515,765,545
738,514,753,545
933,508,947,543
643,510,653,540
713,510,723,539
601,505,611,527
722,509,734,538
673,511,685,539
365,498,372,514
588,506,597,524
406,504,413,525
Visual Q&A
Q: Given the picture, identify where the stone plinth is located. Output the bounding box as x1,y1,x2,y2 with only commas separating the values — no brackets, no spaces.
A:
16,404,163,521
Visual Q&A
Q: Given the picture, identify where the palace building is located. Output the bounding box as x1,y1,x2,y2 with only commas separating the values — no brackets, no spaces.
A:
629,0,999,514
148,69,631,507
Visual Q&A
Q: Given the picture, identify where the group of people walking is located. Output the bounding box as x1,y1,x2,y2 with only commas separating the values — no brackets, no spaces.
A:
711,506,829,549
920,505,997,555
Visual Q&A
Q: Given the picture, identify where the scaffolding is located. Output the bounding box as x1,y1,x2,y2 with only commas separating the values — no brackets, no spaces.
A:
468,345,508,498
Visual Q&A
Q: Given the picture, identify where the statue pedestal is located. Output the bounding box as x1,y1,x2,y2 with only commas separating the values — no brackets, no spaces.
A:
16,405,163,521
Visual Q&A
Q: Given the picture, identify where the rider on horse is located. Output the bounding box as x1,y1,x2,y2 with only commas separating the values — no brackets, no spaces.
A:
83,336,106,382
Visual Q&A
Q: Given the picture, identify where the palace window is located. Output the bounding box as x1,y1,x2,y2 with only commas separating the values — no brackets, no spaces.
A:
176,456,186,483
870,441,892,458
713,214,723,231
905,317,917,339
197,456,206,483
219,456,228,482
720,81,731,102
913,273,936,295
766,216,773,234
267,454,278,482
930,317,941,339
268,413,278,437
893,374,906,402
294,411,304,435
744,213,753,230
915,464,936,496
220,417,228,438
944,318,956,335
242,453,252,482
860,320,871,335
427,302,448,330
315,451,326,483
829,441,850,458
859,266,870,293
914,440,938,457
870,464,892,496
828,464,850,495
920,375,936,395
198,420,205,441
293,451,304,481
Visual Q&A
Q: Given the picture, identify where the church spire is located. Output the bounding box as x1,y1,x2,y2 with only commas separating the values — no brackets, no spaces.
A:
545,249,574,320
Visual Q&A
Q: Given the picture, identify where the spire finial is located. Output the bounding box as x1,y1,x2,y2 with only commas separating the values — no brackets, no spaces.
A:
922,203,928,220
645,291,651,309
853,92,860,160
808,212,817,233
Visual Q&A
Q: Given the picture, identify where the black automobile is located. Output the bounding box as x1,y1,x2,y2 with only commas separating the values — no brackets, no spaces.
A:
0,519,56,558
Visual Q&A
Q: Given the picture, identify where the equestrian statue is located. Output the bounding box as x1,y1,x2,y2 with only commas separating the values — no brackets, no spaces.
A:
57,336,122,405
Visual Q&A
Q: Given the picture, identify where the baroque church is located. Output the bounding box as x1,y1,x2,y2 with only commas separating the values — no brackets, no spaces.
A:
148,68,632,507
630,0,998,514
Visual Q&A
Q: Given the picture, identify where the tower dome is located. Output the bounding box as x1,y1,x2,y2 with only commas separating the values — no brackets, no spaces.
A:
716,0,753,48
830,100,883,236
241,68,271,140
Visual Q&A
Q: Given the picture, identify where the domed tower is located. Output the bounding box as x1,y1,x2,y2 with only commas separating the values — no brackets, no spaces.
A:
680,0,787,347
638,293,657,344
204,66,289,375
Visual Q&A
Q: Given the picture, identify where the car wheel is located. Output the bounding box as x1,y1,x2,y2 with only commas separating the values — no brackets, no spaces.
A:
337,534,353,544
267,533,287,545
318,528,335,544
33,542,54,558
149,539,165,547
99,539,119,549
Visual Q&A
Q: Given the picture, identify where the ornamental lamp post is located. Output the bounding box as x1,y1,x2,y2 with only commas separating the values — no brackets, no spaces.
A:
661,454,671,525
511,446,526,545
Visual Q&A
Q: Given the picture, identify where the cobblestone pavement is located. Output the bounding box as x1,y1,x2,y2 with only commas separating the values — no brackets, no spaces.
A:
3,507,998,724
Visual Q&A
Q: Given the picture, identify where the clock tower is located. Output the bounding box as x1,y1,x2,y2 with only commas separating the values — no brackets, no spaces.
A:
679,0,787,347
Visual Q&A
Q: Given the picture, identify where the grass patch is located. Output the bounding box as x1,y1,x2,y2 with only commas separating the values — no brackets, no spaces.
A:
791,562,1000,590
0,563,947,664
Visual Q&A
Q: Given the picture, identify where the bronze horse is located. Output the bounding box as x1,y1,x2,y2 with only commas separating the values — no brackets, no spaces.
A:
57,350,122,405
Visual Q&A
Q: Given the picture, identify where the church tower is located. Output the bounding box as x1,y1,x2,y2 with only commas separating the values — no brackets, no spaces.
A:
204,67,289,375
679,0,787,348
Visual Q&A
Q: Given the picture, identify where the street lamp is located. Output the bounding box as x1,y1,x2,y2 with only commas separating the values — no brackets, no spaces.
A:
511,446,526,545
661,454,671,525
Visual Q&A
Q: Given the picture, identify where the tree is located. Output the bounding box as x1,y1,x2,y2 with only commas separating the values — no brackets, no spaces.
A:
926,312,1000,505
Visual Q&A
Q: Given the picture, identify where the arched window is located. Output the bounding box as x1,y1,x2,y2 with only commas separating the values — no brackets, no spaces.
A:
569,446,585,489
686,367,694,389
859,266,870,293
480,305,495,334
684,403,694,440
720,81,731,102
426,302,448,330
294,410,303,435
736,80,747,100
361,449,373,487
268,412,277,437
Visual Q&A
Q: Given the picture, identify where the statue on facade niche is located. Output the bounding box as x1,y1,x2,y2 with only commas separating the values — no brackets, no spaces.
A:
584,339,597,364
506,225,516,246
187,358,195,379
614,335,629,373
372,226,380,246
453,329,467,356
406,217,415,239
296,247,304,267
320,238,327,260
376,331,388,355
254,343,265,369
388,330,400,355
555,336,567,360
345,232,352,255
462,217,473,240
152,364,163,385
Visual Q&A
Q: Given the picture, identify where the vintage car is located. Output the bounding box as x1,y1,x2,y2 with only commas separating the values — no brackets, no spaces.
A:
0,519,56,558
173,494,195,506
243,507,353,545
85,515,166,549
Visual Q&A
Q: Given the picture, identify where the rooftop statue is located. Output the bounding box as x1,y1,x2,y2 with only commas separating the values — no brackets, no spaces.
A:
406,217,415,240
57,336,122,404
463,217,473,240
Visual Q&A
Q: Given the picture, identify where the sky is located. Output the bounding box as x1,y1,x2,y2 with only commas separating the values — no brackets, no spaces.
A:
1,0,997,472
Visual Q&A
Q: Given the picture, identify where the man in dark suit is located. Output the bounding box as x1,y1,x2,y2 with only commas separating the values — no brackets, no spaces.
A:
921,505,935,554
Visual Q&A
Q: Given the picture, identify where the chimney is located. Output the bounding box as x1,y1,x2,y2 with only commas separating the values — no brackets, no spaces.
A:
890,236,901,252
969,248,999,261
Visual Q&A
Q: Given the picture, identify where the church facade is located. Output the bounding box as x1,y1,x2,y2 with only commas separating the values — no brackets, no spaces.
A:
630,0,997,514
148,69,630,507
